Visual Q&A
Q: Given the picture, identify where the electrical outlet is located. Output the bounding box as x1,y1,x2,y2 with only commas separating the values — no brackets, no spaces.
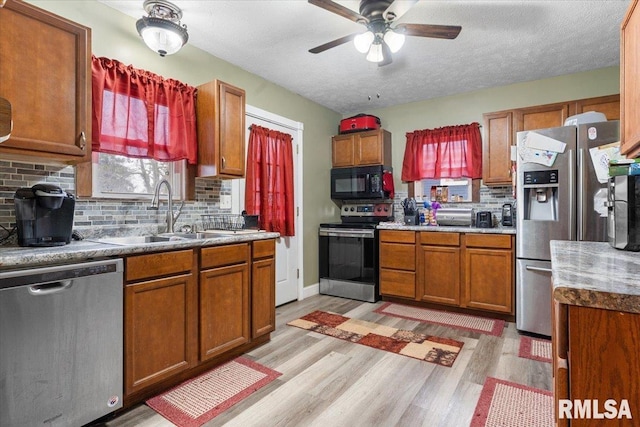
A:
220,195,232,209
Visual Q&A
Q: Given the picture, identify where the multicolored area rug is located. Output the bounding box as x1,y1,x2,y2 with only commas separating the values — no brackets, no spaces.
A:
374,302,505,337
287,310,464,367
518,336,552,363
146,357,281,427
471,377,553,427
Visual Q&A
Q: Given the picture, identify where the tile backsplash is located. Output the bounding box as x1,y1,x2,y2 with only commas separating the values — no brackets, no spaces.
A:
0,160,232,240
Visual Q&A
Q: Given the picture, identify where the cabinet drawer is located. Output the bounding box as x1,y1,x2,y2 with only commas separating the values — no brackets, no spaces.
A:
380,242,416,271
380,269,416,298
126,249,194,282
380,230,416,244
253,239,275,259
201,243,250,269
419,232,460,246
465,233,512,249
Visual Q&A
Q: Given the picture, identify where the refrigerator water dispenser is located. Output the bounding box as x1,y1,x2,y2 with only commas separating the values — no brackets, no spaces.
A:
522,170,559,222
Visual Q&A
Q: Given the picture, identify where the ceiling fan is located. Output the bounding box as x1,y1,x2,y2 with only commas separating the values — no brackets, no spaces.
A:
308,0,461,66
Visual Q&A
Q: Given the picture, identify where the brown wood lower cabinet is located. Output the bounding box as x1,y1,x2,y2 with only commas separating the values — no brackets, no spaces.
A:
417,232,460,306
553,301,640,426
123,239,276,405
124,250,198,396
252,239,276,338
379,230,515,317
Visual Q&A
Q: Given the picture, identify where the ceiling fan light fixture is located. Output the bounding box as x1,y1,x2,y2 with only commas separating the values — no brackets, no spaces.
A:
383,29,405,53
354,31,375,53
366,41,384,63
136,0,188,57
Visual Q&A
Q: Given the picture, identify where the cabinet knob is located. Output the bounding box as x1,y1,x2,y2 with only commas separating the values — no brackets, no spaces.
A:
78,131,86,150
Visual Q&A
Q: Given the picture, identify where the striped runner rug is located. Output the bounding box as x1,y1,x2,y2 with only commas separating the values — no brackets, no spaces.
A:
373,302,505,336
471,377,553,427
146,357,281,427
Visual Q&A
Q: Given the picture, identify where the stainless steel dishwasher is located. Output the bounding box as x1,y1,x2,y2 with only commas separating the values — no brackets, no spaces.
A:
0,259,124,427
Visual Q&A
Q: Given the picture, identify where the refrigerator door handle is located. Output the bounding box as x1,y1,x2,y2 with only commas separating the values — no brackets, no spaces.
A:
568,150,577,241
577,148,586,241
525,265,553,273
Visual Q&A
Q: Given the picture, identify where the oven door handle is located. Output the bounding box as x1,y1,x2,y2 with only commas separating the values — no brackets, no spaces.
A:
319,229,375,238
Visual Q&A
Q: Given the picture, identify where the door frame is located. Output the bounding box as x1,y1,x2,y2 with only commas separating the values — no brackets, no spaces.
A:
232,104,304,302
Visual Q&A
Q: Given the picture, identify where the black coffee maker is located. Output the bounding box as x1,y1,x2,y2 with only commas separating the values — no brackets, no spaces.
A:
14,184,75,246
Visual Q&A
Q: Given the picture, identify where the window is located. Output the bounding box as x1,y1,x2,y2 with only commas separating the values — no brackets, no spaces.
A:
92,152,184,199
414,178,475,203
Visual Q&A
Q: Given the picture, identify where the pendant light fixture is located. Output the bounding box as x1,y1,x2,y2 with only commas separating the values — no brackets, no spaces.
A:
136,0,189,57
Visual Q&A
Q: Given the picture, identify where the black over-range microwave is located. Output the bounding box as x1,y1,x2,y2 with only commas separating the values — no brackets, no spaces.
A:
330,165,390,200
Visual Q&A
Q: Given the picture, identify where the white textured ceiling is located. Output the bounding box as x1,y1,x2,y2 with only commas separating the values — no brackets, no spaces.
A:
98,0,630,115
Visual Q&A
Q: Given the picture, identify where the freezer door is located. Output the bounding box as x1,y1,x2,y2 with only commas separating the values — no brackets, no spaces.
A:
577,121,620,242
516,259,552,337
516,126,576,260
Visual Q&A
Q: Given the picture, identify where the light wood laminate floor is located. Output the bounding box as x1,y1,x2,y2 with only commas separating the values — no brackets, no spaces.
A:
93,295,552,427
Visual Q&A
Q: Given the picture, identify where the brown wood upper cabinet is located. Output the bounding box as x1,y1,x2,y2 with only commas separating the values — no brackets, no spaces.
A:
332,129,392,168
0,0,91,164
621,0,640,158
482,94,620,186
196,79,246,178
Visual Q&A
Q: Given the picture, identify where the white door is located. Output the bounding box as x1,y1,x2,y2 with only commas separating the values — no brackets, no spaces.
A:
232,106,302,306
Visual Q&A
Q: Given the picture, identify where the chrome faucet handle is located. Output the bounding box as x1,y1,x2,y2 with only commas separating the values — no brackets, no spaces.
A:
172,201,185,225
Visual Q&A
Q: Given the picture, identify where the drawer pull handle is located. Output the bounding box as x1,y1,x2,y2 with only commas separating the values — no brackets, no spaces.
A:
525,266,552,273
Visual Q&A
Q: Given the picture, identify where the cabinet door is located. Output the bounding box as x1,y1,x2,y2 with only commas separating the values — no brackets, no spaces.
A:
622,0,640,157
196,80,245,178
252,257,276,338
574,94,620,121
124,273,197,396
482,111,513,186
332,134,355,167
0,0,90,163
515,103,570,131
463,248,513,313
417,245,460,306
218,81,246,177
200,263,250,361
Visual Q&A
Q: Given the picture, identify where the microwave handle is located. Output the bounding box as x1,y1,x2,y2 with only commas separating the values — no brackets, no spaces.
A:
365,173,370,194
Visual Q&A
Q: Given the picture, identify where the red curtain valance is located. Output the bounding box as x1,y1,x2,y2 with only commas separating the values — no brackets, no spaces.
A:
245,125,295,236
91,55,197,164
401,122,482,181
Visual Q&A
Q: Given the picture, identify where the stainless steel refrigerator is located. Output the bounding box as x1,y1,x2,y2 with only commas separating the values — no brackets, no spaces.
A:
516,121,619,336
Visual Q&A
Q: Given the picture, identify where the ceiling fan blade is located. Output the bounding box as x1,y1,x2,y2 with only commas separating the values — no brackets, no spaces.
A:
378,42,393,67
309,33,358,54
383,0,419,22
308,0,367,24
396,23,462,39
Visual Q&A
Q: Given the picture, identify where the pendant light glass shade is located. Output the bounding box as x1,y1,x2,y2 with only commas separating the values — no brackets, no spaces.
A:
366,42,384,63
383,29,405,53
136,0,188,57
354,31,375,53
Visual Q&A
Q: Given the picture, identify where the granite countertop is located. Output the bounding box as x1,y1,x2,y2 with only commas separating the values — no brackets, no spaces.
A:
0,232,280,270
376,222,516,235
551,240,640,314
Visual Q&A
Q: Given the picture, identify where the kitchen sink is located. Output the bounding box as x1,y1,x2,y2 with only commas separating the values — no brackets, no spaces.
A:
90,231,255,246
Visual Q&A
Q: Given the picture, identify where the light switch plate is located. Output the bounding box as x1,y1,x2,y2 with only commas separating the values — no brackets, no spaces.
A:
220,195,232,209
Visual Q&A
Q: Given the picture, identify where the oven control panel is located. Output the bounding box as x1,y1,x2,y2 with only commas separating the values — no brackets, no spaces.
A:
341,202,393,217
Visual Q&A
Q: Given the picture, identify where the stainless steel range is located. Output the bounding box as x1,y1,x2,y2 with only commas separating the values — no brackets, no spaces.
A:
319,202,393,302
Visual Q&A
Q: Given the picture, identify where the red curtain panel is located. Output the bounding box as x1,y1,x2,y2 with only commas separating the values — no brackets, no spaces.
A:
91,55,197,164
401,122,482,181
245,125,295,236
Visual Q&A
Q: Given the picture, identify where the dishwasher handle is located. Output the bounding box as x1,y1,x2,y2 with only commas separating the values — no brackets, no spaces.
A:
28,280,73,296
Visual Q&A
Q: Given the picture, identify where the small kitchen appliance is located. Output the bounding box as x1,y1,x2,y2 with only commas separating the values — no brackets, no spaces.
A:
330,165,392,200
501,203,514,226
339,114,381,134
14,183,75,247
476,211,494,228
436,208,473,226
607,175,640,251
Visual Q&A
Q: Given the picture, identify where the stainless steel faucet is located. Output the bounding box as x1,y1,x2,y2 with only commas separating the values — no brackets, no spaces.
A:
150,178,183,233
